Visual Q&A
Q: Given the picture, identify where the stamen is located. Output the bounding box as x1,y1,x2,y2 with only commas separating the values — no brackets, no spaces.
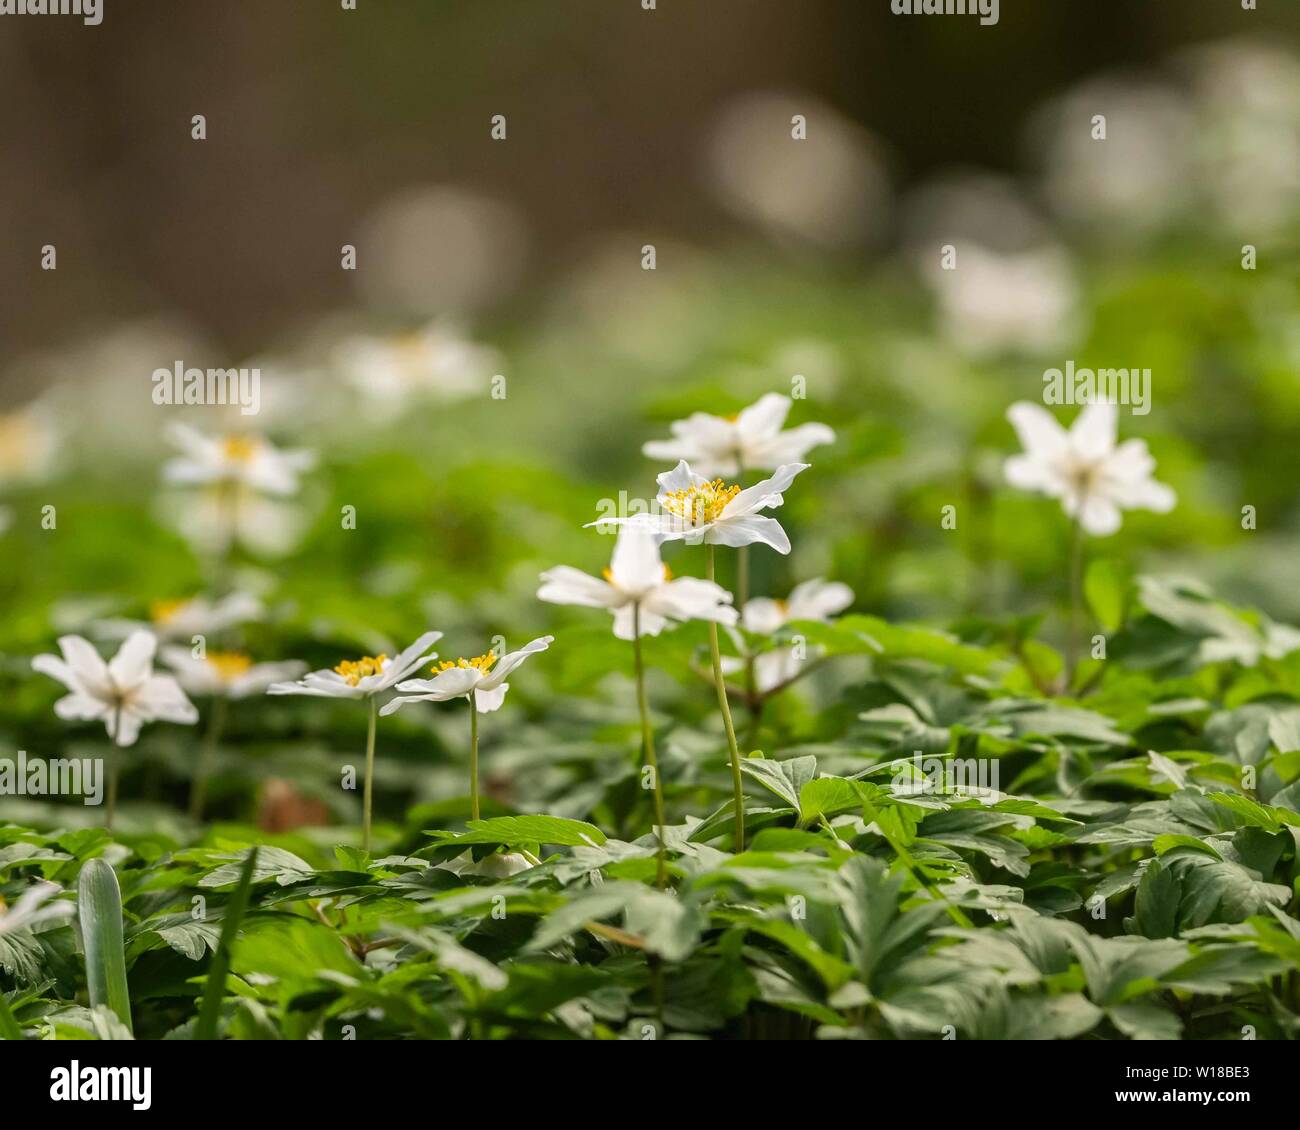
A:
151,598,190,624
334,654,388,686
207,651,254,680
433,652,497,675
661,479,741,525
222,435,260,463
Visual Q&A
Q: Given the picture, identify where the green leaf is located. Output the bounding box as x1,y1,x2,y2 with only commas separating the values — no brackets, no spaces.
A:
77,859,132,1036
425,815,606,850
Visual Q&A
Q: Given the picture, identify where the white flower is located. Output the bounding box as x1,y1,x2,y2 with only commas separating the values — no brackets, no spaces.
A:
162,647,306,700
443,850,534,878
162,424,315,497
642,393,833,478
0,881,73,937
266,631,443,701
593,460,808,553
729,579,854,693
538,526,737,639
32,631,199,747
924,243,1080,357
1004,401,1175,536
741,578,854,635
0,405,60,488
337,319,499,417
382,636,553,716
94,592,263,643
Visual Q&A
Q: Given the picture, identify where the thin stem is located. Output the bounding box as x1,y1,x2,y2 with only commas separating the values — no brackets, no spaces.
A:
1067,514,1084,689
632,604,667,889
469,690,480,821
189,695,228,821
706,544,745,851
105,703,122,831
362,696,378,853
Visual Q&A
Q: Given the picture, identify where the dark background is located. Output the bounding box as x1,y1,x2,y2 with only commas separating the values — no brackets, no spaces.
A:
1,0,1295,367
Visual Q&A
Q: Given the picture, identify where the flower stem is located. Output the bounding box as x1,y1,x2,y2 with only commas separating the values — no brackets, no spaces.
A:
189,695,227,821
106,703,122,831
469,690,480,822
362,697,378,853
706,544,745,850
632,604,667,889
1067,514,1084,688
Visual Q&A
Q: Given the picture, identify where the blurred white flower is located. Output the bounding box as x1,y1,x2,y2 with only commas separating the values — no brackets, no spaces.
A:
1029,79,1194,234
0,882,72,937
267,631,443,701
925,243,1080,357
357,185,528,314
728,579,853,693
382,636,553,716
161,425,316,557
163,424,315,496
643,393,834,477
705,90,891,250
162,648,306,699
1184,39,1300,235
336,319,500,417
0,404,60,488
539,525,737,639
1004,401,1175,536
595,460,808,554
94,592,263,643
32,631,199,747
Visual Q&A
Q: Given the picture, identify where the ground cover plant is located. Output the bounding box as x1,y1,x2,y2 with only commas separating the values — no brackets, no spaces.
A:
3,9,1300,1044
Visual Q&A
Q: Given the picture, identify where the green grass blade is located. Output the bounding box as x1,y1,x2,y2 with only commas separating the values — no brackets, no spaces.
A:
194,847,258,1041
0,990,25,1040
77,858,133,1035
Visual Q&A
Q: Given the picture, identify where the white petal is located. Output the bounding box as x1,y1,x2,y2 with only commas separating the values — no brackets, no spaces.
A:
55,635,113,698
379,630,444,689
474,684,509,712
136,675,199,724
108,709,144,747
479,636,553,689
1077,492,1123,537
748,422,836,468
538,566,620,609
707,514,792,553
786,579,854,622
608,525,665,594
655,460,706,497
735,393,791,439
1007,402,1068,459
396,667,483,699
108,631,157,691
721,462,808,518
741,598,788,635
1070,400,1118,461
53,693,109,722
1004,452,1062,495
645,579,738,628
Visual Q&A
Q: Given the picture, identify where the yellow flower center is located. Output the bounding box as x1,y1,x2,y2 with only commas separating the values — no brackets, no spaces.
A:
661,479,741,525
222,435,260,463
334,654,388,686
151,598,191,624
207,651,254,681
433,652,497,675
602,564,672,583
0,414,39,476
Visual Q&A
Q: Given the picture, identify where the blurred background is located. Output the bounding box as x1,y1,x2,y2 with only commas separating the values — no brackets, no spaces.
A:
2,0,1300,831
